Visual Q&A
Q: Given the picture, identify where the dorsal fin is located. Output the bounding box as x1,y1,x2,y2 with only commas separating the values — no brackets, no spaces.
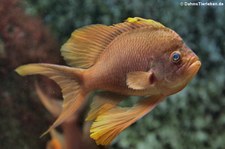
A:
61,17,165,68
126,17,164,28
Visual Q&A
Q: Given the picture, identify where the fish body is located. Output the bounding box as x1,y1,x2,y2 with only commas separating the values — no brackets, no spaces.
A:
84,27,182,96
16,17,201,145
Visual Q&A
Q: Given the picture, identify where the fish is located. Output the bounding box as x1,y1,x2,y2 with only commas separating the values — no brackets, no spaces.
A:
47,129,65,149
15,17,201,145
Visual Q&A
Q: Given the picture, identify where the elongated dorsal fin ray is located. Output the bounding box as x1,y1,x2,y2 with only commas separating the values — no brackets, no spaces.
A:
61,17,166,68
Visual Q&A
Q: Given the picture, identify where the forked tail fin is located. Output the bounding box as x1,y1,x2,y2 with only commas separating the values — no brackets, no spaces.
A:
15,63,86,135
35,83,62,117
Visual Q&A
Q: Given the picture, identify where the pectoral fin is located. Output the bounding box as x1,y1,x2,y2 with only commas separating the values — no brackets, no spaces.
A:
90,95,163,145
126,71,155,90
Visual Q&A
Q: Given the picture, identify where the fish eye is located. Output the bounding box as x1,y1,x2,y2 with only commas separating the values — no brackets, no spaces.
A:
171,51,181,63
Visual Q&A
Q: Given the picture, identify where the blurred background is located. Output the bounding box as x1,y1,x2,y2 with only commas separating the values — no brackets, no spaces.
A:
0,0,225,149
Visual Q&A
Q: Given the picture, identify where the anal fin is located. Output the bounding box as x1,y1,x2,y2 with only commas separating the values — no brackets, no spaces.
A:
86,92,126,121
90,95,164,145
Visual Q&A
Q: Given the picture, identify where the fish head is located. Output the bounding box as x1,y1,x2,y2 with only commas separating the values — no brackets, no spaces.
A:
150,35,201,96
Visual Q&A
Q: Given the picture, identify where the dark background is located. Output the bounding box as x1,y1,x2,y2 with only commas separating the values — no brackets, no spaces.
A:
0,0,225,148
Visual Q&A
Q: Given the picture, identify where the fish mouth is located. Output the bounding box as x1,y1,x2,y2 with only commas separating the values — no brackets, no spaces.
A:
167,57,201,94
187,57,201,77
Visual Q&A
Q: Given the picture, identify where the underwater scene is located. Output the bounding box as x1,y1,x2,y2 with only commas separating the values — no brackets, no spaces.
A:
0,0,224,149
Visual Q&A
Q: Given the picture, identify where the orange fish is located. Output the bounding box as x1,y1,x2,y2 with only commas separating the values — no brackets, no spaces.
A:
47,129,65,149
15,17,201,145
